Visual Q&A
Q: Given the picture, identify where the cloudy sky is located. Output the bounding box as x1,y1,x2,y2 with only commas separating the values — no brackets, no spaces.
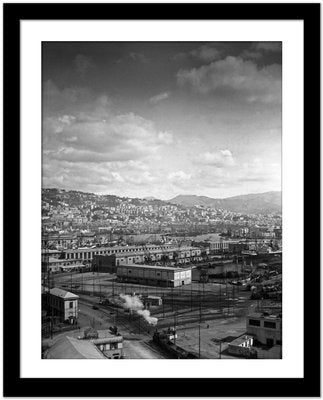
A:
42,42,281,200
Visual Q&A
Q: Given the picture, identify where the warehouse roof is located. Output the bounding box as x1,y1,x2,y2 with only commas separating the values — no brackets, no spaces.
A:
91,336,123,345
46,336,105,359
118,263,191,271
64,244,173,253
50,287,79,299
63,244,200,253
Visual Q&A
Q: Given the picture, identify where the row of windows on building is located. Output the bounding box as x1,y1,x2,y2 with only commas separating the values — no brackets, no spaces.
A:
65,247,199,260
249,319,277,329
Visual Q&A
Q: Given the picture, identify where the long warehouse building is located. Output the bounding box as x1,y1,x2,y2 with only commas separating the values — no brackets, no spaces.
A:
117,264,192,287
52,245,202,266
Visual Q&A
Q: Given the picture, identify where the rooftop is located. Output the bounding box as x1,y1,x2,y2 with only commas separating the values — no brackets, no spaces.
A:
118,263,192,272
46,336,105,359
63,244,200,253
50,287,79,300
248,312,282,320
229,335,254,346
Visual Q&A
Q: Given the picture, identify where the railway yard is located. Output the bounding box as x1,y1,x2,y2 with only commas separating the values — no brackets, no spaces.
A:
43,266,282,359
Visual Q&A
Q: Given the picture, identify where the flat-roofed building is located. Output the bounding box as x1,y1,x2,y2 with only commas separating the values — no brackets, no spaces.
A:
91,329,124,359
246,312,282,347
117,264,192,287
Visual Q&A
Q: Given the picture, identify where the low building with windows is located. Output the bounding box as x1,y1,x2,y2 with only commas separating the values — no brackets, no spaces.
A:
43,257,86,273
117,264,192,287
91,330,124,359
47,288,79,324
228,335,254,357
246,312,282,347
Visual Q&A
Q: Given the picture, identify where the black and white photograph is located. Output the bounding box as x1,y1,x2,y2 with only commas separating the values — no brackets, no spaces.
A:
3,2,320,397
41,41,283,360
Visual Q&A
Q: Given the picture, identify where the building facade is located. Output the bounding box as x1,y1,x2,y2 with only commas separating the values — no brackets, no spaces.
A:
117,264,192,287
47,288,79,323
63,245,202,266
246,312,282,347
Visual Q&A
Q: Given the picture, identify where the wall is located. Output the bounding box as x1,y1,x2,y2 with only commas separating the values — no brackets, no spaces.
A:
247,317,282,345
63,299,78,321
228,344,251,357
117,266,191,287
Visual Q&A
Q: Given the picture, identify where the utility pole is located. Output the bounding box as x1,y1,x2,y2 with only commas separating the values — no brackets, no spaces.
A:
191,280,193,312
226,270,229,315
219,282,222,314
81,269,84,293
45,246,53,340
163,292,165,318
198,298,201,358
173,304,177,346
171,287,174,312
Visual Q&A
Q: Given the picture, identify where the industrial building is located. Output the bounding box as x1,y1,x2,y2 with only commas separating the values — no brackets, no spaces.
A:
42,257,85,273
62,244,201,266
44,287,79,324
117,264,192,287
92,246,202,272
246,312,282,347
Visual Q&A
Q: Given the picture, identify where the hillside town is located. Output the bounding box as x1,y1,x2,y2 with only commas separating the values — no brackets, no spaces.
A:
42,188,282,249
42,188,282,360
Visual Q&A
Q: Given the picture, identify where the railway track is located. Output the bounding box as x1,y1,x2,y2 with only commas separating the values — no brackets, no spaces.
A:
78,296,153,336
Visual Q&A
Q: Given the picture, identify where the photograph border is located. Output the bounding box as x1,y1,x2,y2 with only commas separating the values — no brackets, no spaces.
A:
3,2,320,397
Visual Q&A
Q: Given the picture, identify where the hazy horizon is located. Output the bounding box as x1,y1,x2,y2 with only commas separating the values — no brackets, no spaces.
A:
43,42,282,199
42,186,281,202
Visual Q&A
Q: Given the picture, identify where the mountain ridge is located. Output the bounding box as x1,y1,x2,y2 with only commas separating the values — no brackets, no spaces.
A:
42,188,281,215
168,191,281,214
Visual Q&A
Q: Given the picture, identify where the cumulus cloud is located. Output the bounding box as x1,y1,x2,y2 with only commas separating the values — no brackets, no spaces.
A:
158,131,173,145
43,82,173,166
44,113,173,163
177,56,281,103
198,150,235,168
190,45,221,62
168,170,191,182
150,92,170,104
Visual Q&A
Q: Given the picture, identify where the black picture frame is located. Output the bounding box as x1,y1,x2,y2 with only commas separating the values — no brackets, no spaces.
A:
3,2,320,397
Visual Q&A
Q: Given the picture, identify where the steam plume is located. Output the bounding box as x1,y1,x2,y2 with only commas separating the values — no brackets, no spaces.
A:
120,294,158,326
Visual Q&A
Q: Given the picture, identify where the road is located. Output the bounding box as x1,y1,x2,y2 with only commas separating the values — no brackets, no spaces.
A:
123,340,166,359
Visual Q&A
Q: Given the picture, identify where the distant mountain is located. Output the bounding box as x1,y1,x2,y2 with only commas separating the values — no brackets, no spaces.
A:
168,191,281,214
42,188,281,215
